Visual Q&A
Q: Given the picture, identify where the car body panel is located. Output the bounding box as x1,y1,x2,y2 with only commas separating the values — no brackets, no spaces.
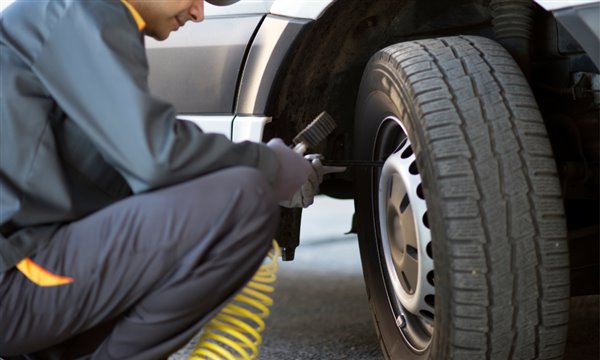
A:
146,15,262,114
553,2,600,68
204,0,274,16
271,0,335,20
236,15,311,115
534,0,598,11
203,0,334,20
178,115,271,142
146,2,315,139
232,115,271,141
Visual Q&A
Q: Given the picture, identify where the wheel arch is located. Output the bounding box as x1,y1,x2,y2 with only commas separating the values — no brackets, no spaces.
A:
263,0,493,198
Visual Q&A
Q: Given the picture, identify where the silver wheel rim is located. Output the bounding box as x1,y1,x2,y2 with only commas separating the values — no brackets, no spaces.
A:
376,117,435,352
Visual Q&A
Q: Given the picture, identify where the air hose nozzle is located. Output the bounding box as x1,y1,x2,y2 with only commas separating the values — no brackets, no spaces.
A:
292,111,337,155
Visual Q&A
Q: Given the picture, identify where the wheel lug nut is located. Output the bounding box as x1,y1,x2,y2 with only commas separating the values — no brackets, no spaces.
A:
396,314,406,329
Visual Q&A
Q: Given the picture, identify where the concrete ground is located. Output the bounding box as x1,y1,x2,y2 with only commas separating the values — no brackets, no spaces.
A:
170,196,378,359
170,196,599,360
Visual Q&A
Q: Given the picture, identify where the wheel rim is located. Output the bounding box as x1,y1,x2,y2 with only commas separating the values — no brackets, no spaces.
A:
374,116,435,352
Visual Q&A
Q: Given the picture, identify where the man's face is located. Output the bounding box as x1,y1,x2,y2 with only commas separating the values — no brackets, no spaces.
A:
128,0,204,40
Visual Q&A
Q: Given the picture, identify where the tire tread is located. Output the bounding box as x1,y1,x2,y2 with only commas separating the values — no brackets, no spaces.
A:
354,35,569,360
383,36,569,359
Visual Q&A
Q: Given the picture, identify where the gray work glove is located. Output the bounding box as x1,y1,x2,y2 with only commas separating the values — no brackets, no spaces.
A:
279,154,346,208
266,138,311,202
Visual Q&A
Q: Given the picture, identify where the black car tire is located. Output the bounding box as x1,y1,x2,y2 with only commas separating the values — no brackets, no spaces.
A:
353,36,570,359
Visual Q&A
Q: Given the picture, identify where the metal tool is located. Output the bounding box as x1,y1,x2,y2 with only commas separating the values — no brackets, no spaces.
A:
292,111,337,155
321,159,384,167
291,111,384,168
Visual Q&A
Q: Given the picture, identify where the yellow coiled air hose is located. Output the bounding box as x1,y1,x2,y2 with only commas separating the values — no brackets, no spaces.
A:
189,241,280,360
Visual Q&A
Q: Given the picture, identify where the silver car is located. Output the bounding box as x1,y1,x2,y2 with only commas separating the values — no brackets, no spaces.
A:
87,0,600,358
147,1,599,359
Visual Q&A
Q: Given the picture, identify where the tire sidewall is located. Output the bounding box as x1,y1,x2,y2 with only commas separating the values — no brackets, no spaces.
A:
354,57,447,360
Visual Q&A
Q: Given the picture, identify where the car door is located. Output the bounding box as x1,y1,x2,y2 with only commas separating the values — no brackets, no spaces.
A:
145,1,274,114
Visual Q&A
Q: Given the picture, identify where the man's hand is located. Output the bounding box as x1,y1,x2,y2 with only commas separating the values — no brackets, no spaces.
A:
266,138,311,202
280,154,346,208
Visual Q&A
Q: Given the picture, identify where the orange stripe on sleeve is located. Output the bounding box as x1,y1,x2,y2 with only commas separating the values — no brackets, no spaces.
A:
16,258,74,287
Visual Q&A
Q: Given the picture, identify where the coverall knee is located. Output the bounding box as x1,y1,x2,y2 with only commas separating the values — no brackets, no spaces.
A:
0,167,279,359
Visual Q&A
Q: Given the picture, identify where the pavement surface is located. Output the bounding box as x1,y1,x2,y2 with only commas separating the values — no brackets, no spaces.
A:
170,196,599,360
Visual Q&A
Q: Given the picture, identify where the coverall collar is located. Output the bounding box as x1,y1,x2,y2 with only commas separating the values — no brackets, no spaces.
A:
120,0,146,31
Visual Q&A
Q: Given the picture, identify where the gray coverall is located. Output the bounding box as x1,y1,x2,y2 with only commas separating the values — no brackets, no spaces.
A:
0,0,280,358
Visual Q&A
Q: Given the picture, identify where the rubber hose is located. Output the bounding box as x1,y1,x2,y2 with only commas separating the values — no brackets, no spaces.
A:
188,241,280,360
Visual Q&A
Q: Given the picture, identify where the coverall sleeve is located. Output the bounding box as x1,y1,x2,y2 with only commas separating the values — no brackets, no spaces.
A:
28,2,279,193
